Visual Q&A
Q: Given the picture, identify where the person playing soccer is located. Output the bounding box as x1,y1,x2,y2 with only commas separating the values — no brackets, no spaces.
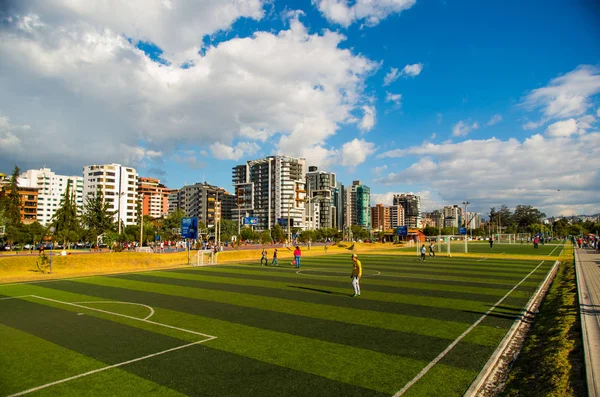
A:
260,248,267,266
420,244,426,261
350,253,362,297
271,249,278,266
429,243,435,258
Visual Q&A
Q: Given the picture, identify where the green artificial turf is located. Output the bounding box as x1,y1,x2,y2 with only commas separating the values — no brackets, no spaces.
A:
0,253,556,396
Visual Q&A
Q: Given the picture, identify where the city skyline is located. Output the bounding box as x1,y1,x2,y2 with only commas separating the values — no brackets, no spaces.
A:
1,1,599,217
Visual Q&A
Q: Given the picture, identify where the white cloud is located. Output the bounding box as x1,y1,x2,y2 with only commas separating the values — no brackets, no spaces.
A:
375,133,600,216
400,63,423,78
597,108,600,117
383,63,422,85
313,0,416,28
452,120,479,137
210,141,260,160
546,119,578,137
486,114,503,126
522,65,600,119
372,165,388,175
522,119,547,130
359,106,376,132
385,92,402,108
7,0,266,65
0,7,377,174
545,116,596,137
0,115,30,150
383,68,400,86
341,138,376,167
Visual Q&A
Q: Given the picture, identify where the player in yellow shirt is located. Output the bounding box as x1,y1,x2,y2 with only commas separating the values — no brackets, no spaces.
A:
351,254,362,297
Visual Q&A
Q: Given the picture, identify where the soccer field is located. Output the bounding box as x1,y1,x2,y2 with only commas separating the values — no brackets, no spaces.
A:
397,241,564,256
0,251,561,396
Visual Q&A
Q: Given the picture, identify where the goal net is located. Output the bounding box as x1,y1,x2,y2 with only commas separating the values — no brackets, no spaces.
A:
195,249,216,266
497,234,516,244
434,235,470,255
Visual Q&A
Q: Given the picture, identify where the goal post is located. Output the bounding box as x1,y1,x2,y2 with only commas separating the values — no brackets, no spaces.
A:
195,249,216,266
497,234,516,244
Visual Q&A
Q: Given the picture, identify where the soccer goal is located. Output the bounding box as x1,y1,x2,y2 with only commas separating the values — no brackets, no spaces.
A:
195,249,216,266
435,235,470,255
497,234,517,244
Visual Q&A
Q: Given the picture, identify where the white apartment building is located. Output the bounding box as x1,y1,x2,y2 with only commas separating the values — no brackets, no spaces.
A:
19,168,83,226
82,164,138,227
232,156,306,231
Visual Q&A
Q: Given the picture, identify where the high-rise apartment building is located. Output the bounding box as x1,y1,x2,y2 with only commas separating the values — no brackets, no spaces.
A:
306,166,337,229
138,177,171,218
232,156,306,231
82,164,138,227
371,204,390,230
167,190,179,214
345,181,371,230
18,168,84,226
177,182,235,228
442,205,460,229
334,182,344,231
393,193,421,228
0,172,39,224
372,204,405,230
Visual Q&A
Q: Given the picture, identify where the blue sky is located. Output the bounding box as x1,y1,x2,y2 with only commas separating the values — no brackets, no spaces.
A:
0,0,599,216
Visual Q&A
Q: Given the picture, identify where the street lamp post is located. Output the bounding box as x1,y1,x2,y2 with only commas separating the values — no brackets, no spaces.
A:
139,194,144,248
462,201,470,253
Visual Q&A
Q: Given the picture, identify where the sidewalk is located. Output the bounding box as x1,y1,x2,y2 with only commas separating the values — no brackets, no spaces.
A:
574,247,600,397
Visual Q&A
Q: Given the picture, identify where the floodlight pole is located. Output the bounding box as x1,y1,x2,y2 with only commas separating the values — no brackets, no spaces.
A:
462,201,470,253
139,194,144,248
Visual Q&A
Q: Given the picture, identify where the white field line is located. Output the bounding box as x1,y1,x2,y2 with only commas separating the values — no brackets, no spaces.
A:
295,269,381,277
6,295,217,396
30,295,216,339
393,260,547,396
547,244,562,256
0,295,31,300
7,340,209,397
72,301,155,320
476,258,488,262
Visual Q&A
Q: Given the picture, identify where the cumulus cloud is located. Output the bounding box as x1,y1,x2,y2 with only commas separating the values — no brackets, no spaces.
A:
313,0,416,28
486,114,503,126
522,65,600,120
341,138,376,167
0,5,377,175
376,133,600,216
359,106,376,132
385,92,402,109
372,165,388,175
452,120,479,137
546,119,578,137
210,141,260,160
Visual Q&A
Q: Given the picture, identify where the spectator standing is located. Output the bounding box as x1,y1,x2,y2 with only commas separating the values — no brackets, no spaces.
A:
293,246,302,268
261,249,268,266
271,249,278,266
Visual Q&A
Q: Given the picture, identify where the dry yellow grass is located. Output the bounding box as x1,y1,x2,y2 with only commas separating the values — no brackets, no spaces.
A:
0,243,402,284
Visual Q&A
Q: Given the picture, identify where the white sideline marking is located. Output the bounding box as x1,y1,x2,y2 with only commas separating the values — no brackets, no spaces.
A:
0,295,30,300
73,301,155,320
6,295,217,396
7,340,209,397
547,244,562,256
476,258,488,262
393,260,547,396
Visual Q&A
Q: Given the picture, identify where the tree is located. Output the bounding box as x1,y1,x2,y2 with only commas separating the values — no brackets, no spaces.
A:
219,219,237,243
350,225,369,241
298,230,316,243
240,226,257,242
259,230,273,245
50,180,81,245
423,226,439,236
1,165,23,227
271,224,285,243
513,205,545,232
81,190,115,240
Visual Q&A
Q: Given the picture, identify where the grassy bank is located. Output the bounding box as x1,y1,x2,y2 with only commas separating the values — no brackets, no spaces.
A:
501,248,586,396
0,243,401,284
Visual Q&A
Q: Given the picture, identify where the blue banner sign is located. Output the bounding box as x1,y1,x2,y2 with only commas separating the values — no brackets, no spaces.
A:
459,227,467,235
181,217,198,239
243,217,258,225
396,226,408,236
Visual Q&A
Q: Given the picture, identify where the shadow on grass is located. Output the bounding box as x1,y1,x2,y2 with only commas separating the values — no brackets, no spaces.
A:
463,309,529,322
287,285,348,296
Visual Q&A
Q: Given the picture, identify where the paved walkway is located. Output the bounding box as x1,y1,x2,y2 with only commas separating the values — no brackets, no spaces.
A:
575,247,600,397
